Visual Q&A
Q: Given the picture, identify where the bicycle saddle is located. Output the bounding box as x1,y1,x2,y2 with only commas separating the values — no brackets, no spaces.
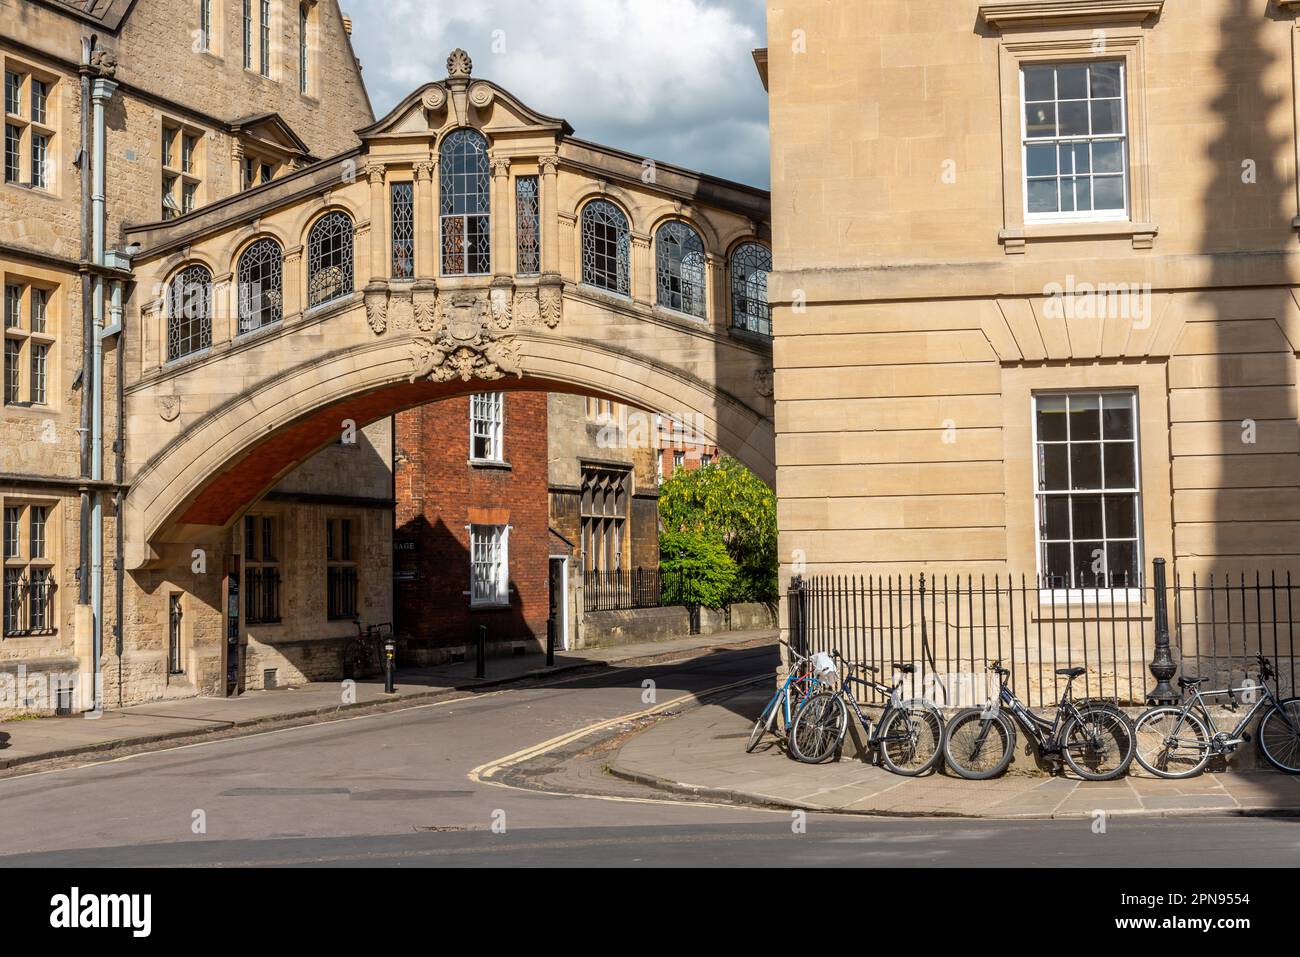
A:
1055,667,1085,679
891,662,915,675
1178,675,1208,688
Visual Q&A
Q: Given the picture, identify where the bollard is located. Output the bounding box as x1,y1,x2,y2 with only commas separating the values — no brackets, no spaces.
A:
1147,557,1179,704
476,624,486,679
384,637,396,694
546,617,555,667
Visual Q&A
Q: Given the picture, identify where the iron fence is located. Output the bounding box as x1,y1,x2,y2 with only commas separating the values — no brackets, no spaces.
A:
244,567,281,624
584,567,673,613
788,559,1298,710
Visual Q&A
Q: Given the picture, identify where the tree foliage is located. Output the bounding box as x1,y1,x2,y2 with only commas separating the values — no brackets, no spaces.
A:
658,456,777,602
658,529,738,609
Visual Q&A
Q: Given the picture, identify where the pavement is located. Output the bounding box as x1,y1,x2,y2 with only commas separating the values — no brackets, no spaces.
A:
610,685,1300,819
0,629,773,771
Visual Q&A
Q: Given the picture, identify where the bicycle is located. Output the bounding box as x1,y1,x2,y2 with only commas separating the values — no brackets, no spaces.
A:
1133,654,1300,778
343,620,392,680
745,640,825,753
943,660,1134,781
787,650,945,776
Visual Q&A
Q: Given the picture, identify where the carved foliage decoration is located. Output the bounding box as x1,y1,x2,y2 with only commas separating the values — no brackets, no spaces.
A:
408,290,523,383
364,288,388,335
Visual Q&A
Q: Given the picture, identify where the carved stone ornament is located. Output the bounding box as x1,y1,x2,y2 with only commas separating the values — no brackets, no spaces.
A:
539,283,563,329
408,291,523,383
446,48,473,79
753,366,774,398
91,49,118,77
157,395,181,421
364,287,388,335
421,86,447,112
469,82,495,109
514,291,541,326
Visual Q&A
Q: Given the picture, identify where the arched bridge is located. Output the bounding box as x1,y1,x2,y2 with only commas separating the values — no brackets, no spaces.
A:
121,53,773,569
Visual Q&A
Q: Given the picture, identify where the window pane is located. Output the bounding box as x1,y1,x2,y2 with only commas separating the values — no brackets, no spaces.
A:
1073,176,1091,211
1106,540,1139,587
1057,100,1089,136
1025,143,1056,177
1056,64,1088,99
1104,495,1137,538
1040,443,1069,490
1093,175,1125,210
1070,442,1101,489
1089,62,1122,98
1103,441,1136,489
1068,394,1100,440
1090,99,1123,135
1072,495,1104,540
1073,541,1105,587
1041,495,1070,539
1024,102,1055,138
1043,542,1071,588
1036,394,1068,441
1023,65,1055,101
1027,178,1058,213
1092,139,1123,174
1101,393,1134,438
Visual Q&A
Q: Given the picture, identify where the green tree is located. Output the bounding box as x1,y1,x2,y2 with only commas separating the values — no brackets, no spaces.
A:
658,456,777,602
658,529,738,609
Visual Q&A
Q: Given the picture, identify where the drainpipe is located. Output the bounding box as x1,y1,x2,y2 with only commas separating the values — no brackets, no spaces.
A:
89,73,118,712
77,37,93,608
104,267,126,706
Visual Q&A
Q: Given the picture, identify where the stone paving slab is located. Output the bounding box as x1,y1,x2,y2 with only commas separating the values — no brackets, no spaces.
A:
610,687,1300,819
0,630,774,770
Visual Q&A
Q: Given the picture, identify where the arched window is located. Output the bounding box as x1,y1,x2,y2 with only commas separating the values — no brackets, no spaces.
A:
167,263,212,361
237,238,283,334
729,242,772,336
580,199,630,296
307,211,354,308
439,128,490,276
655,221,707,319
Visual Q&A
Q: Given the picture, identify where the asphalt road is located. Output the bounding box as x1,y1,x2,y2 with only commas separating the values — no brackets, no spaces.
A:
0,644,1297,867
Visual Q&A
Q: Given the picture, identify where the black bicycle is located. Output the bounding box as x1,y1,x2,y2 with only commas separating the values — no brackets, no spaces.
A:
343,620,392,679
943,660,1135,780
1133,655,1300,778
788,650,945,776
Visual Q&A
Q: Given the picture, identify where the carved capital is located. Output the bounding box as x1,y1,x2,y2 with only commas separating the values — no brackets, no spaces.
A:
489,155,511,179
538,153,560,177
364,162,387,185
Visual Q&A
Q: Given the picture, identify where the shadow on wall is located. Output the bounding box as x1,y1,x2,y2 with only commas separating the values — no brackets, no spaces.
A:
393,513,542,664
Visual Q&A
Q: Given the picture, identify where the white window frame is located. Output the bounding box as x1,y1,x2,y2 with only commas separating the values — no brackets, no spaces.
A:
469,391,504,463
1031,390,1143,603
1020,60,1129,226
469,524,509,607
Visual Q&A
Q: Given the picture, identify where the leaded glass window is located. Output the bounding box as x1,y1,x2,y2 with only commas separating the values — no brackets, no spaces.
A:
307,211,354,308
439,128,490,276
237,238,283,334
391,181,415,279
580,199,629,296
730,242,772,336
515,176,540,275
167,264,212,361
655,221,707,319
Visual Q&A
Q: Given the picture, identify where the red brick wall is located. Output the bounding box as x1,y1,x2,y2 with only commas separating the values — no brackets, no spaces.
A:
393,391,550,654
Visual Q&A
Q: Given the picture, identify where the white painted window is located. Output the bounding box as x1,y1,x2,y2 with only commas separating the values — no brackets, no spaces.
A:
470,391,504,462
470,524,508,606
1021,61,1128,223
1033,391,1141,592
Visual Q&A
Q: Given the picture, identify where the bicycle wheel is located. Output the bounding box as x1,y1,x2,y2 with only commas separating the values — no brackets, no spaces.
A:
746,692,780,753
1061,706,1134,780
1133,707,1210,778
943,708,1016,780
789,691,847,764
1257,698,1300,774
876,703,944,776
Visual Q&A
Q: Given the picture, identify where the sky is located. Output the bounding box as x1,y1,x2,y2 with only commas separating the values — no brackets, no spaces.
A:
343,0,771,189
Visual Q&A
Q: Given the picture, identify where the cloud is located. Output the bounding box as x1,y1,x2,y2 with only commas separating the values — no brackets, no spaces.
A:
343,0,770,187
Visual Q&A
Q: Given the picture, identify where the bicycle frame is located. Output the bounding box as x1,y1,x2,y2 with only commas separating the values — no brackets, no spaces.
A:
1174,680,1288,748
836,671,913,748
986,674,1089,755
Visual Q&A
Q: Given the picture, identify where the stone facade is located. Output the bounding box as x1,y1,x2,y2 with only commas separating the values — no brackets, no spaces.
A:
1,0,381,713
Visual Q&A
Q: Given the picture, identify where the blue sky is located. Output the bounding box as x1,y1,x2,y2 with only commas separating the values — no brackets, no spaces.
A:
344,0,771,188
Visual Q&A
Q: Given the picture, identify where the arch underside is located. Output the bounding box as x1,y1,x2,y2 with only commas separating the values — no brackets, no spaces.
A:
124,334,774,569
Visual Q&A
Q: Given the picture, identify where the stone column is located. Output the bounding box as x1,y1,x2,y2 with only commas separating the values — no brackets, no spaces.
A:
413,159,437,280
489,154,511,278
539,153,560,278
365,162,387,282
706,253,726,330
631,233,652,305
213,271,236,345
282,245,303,319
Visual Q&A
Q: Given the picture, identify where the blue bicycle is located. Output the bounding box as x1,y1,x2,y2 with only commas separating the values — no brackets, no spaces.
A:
745,640,823,753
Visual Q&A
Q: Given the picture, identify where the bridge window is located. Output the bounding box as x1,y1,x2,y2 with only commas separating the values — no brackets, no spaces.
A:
237,238,283,334
306,211,354,309
515,176,540,275
439,128,490,276
655,222,707,319
470,524,508,606
580,199,629,296
470,392,504,463
167,264,213,361
326,518,358,620
390,181,415,279
729,242,772,336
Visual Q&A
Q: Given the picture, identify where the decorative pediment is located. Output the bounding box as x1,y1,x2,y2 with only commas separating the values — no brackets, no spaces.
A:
229,113,313,159
356,49,574,142
978,1,1163,30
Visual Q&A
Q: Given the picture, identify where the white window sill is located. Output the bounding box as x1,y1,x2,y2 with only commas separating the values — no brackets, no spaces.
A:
468,458,510,470
1036,588,1145,606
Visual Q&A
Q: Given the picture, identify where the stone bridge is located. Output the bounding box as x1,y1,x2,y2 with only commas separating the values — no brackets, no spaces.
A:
120,51,773,569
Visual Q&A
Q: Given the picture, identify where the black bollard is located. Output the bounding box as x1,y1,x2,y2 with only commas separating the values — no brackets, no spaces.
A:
476,624,486,679
546,618,556,667
384,637,396,694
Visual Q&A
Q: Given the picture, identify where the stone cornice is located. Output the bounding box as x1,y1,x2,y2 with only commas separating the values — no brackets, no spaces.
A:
978,1,1163,30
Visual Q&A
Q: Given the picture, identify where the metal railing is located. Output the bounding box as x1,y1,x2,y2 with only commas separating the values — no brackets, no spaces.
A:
327,565,358,620
244,567,281,624
788,558,1298,709
584,567,671,613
